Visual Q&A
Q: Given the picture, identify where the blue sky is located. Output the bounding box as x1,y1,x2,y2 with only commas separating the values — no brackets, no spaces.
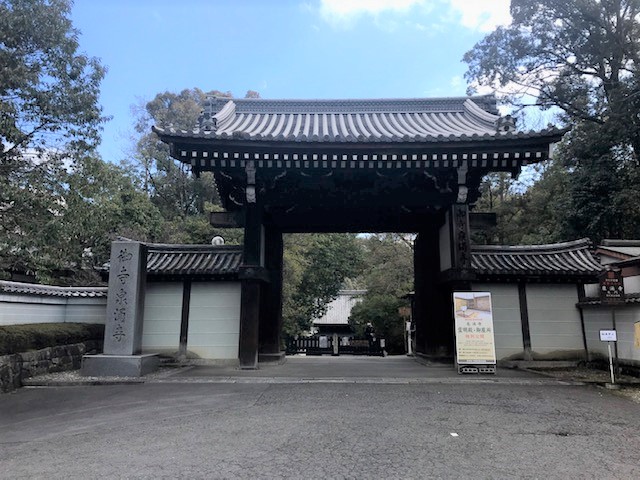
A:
71,0,511,162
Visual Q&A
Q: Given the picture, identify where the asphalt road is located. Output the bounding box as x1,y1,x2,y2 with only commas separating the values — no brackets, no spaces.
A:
2,373,639,479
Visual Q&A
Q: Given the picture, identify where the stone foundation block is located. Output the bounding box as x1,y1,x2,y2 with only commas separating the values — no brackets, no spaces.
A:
81,354,159,377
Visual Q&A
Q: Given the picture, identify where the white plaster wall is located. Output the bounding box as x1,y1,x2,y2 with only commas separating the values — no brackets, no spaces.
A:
439,215,451,272
188,282,241,359
141,282,182,352
65,298,107,324
473,283,523,360
584,283,599,298
624,275,640,294
0,293,106,326
583,306,640,363
526,284,584,357
583,308,618,359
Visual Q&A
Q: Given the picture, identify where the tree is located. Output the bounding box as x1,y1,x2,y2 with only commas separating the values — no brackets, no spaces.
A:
0,153,163,284
282,233,364,337
346,234,413,354
133,88,258,244
465,0,640,242
0,0,106,167
349,294,406,355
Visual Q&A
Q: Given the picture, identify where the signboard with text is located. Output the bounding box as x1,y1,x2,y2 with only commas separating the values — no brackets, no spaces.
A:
599,270,625,304
453,292,496,366
599,330,617,342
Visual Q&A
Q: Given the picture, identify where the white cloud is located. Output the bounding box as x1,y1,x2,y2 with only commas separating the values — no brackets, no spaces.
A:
316,0,511,32
448,0,511,32
450,75,463,88
320,0,425,18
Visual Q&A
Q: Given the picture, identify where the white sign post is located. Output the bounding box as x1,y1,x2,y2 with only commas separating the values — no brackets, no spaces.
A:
600,329,617,384
453,292,496,374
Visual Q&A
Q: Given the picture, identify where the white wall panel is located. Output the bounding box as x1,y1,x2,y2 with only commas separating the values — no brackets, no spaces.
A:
527,284,584,356
0,293,106,326
142,282,182,352
583,306,640,363
188,282,241,359
473,283,523,360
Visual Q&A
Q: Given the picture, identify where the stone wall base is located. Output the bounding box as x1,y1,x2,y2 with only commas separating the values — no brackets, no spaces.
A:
0,341,101,394
81,354,159,377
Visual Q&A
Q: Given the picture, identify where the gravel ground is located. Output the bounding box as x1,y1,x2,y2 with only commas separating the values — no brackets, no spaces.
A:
528,366,640,404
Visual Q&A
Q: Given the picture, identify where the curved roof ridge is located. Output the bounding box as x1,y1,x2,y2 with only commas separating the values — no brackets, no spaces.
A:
472,238,592,253
203,95,498,114
463,98,499,128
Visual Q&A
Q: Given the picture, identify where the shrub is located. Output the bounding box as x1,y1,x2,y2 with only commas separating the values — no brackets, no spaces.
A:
349,294,408,355
0,323,104,356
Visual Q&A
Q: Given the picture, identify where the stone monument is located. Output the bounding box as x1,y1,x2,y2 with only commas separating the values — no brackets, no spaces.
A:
81,241,159,376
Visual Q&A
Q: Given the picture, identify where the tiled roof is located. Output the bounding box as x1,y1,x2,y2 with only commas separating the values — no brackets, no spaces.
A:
146,244,242,277
471,239,603,278
153,95,563,144
0,280,108,297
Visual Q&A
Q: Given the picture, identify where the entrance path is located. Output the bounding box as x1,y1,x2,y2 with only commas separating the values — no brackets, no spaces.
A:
163,355,556,385
2,374,639,478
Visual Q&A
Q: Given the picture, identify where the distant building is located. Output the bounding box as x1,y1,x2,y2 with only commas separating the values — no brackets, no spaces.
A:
312,290,366,335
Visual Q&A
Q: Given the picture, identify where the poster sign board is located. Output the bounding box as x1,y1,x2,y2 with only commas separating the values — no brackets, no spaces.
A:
453,292,496,370
599,330,617,342
599,270,625,304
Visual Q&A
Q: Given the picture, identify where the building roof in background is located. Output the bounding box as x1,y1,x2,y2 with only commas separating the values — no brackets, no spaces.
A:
595,239,640,261
471,239,603,279
146,244,243,278
153,95,563,145
0,280,107,298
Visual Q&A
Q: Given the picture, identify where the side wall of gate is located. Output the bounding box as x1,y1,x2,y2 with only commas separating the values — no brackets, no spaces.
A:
141,281,242,360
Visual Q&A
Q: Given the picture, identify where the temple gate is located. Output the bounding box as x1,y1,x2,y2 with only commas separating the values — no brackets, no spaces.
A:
153,95,562,369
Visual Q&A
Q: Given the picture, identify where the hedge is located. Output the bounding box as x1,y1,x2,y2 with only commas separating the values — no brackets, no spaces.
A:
0,323,104,356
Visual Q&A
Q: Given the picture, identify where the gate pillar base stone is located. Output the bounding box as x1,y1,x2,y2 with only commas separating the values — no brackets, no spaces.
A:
81,354,159,377
258,351,287,365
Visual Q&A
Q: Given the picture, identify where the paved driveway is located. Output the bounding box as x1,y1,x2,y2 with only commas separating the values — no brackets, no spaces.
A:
1,357,639,479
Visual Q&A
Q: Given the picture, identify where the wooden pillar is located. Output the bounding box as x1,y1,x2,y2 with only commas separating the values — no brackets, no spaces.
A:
238,203,266,369
518,282,533,361
178,279,192,359
450,204,472,271
259,227,285,363
414,221,453,359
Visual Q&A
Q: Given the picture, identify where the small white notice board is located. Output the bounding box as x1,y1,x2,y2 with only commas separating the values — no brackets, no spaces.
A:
600,330,617,342
453,292,496,373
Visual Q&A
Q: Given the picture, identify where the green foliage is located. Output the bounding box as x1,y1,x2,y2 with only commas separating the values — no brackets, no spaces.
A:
357,234,414,297
349,294,406,354
134,88,220,220
0,323,104,355
344,234,413,354
466,0,640,243
0,153,163,284
132,88,256,245
282,233,364,337
0,0,107,167
465,0,640,126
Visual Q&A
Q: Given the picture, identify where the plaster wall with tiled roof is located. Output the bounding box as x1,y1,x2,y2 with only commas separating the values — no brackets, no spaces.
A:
153,95,563,145
146,244,242,278
0,280,107,298
471,239,603,279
